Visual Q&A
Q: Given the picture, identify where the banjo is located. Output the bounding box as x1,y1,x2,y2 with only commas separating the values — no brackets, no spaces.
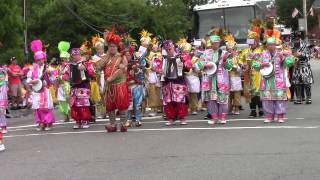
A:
260,62,274,78
31,64,47,93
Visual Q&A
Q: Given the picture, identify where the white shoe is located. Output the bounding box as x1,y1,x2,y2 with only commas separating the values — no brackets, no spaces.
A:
278,119,285,123
180,120,188,125
0,144,5,152
165,121,175,126
73,124,81,129
233,111,240,115
264,119,272,123
82,124,90,129
208,120,215,125
219,120,227,124
1,129,8,134
44,127,52,131
191,111,198,115
148,113,156,117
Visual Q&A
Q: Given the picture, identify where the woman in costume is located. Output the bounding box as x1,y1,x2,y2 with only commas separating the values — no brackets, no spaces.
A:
57,41,71,122
197,33,233,125
161,40,189,126
253,37,294,123
26,40,55,131
95,30,129,133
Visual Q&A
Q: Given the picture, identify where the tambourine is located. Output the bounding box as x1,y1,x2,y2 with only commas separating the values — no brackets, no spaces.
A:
260,62,274,78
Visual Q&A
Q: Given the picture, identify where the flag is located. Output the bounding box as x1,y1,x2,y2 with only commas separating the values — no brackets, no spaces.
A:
292,8,300,18
309,7,314,16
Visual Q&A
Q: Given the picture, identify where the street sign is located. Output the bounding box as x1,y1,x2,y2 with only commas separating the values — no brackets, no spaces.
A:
298,18,306,31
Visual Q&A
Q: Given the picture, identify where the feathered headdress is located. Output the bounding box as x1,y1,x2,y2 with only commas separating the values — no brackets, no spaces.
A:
30,39,46,61
177,38,192,52
139,29,152,46
106,29,122,46
224,34,236,49
80,40,92,56
58,41,71,59
92,35,105,48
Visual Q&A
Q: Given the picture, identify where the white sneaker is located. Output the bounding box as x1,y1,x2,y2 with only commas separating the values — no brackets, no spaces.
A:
191,111,198,115
82,124,90,129
0,144,5,152
73,124,81,129
1,129,8,134
165,121,175,126
180,120,188,125
233,111,240,115
44,127,52,131
208,120,215,125
219,120,227,124
278,119,285,123
148,113,156,117
264,119,272,123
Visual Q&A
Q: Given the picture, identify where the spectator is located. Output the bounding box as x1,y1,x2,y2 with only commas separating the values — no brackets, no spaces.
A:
8,57,23,110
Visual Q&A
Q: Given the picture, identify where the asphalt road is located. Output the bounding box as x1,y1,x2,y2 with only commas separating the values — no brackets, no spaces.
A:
1,60,320,180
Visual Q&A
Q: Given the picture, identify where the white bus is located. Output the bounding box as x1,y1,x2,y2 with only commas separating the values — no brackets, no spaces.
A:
194,0,270,44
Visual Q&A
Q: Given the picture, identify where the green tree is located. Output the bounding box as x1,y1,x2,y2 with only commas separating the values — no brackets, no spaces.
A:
0,0,24,64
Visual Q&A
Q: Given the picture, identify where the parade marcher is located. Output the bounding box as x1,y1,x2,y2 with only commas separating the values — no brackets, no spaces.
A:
68,47,95,129
0,66,8,134
161,40,189,126
27,40,55,131
56,41,71,122
8,57,23,110
239,31,264,118
0,130,4,152
253,37,294,123
91,36,107,119
292,36,314,104
95,30,129,133
178,38,200,115
197,34,233,125
146,37,163,117
225,34,243,115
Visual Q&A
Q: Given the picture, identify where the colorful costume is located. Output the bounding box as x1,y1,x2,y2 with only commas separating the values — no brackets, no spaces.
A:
253,37,294,122
0,67,8,133
238,31,264,117
68,48,95,129
225,34,242,115
95,30,129,132
27,40,55,130
197,35,233,124
162,40,188,125
57,41,71,121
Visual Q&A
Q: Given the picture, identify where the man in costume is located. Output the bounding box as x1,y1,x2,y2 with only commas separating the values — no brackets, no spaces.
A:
197,34,233,125
238,31,264,117
57,41,71,122
178,38,200,115
291,35,313,104
225,34,243,115
68,48,94,129
253,37,294,123
26,40,55,131
162,40,189,126
95,30,129,133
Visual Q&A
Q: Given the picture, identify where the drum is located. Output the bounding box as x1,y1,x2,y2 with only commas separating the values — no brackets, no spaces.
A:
204,62,217,75
260,62,274,78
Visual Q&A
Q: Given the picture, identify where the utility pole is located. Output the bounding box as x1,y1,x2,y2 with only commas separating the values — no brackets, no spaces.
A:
24,0,29,61
303,0,308,41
